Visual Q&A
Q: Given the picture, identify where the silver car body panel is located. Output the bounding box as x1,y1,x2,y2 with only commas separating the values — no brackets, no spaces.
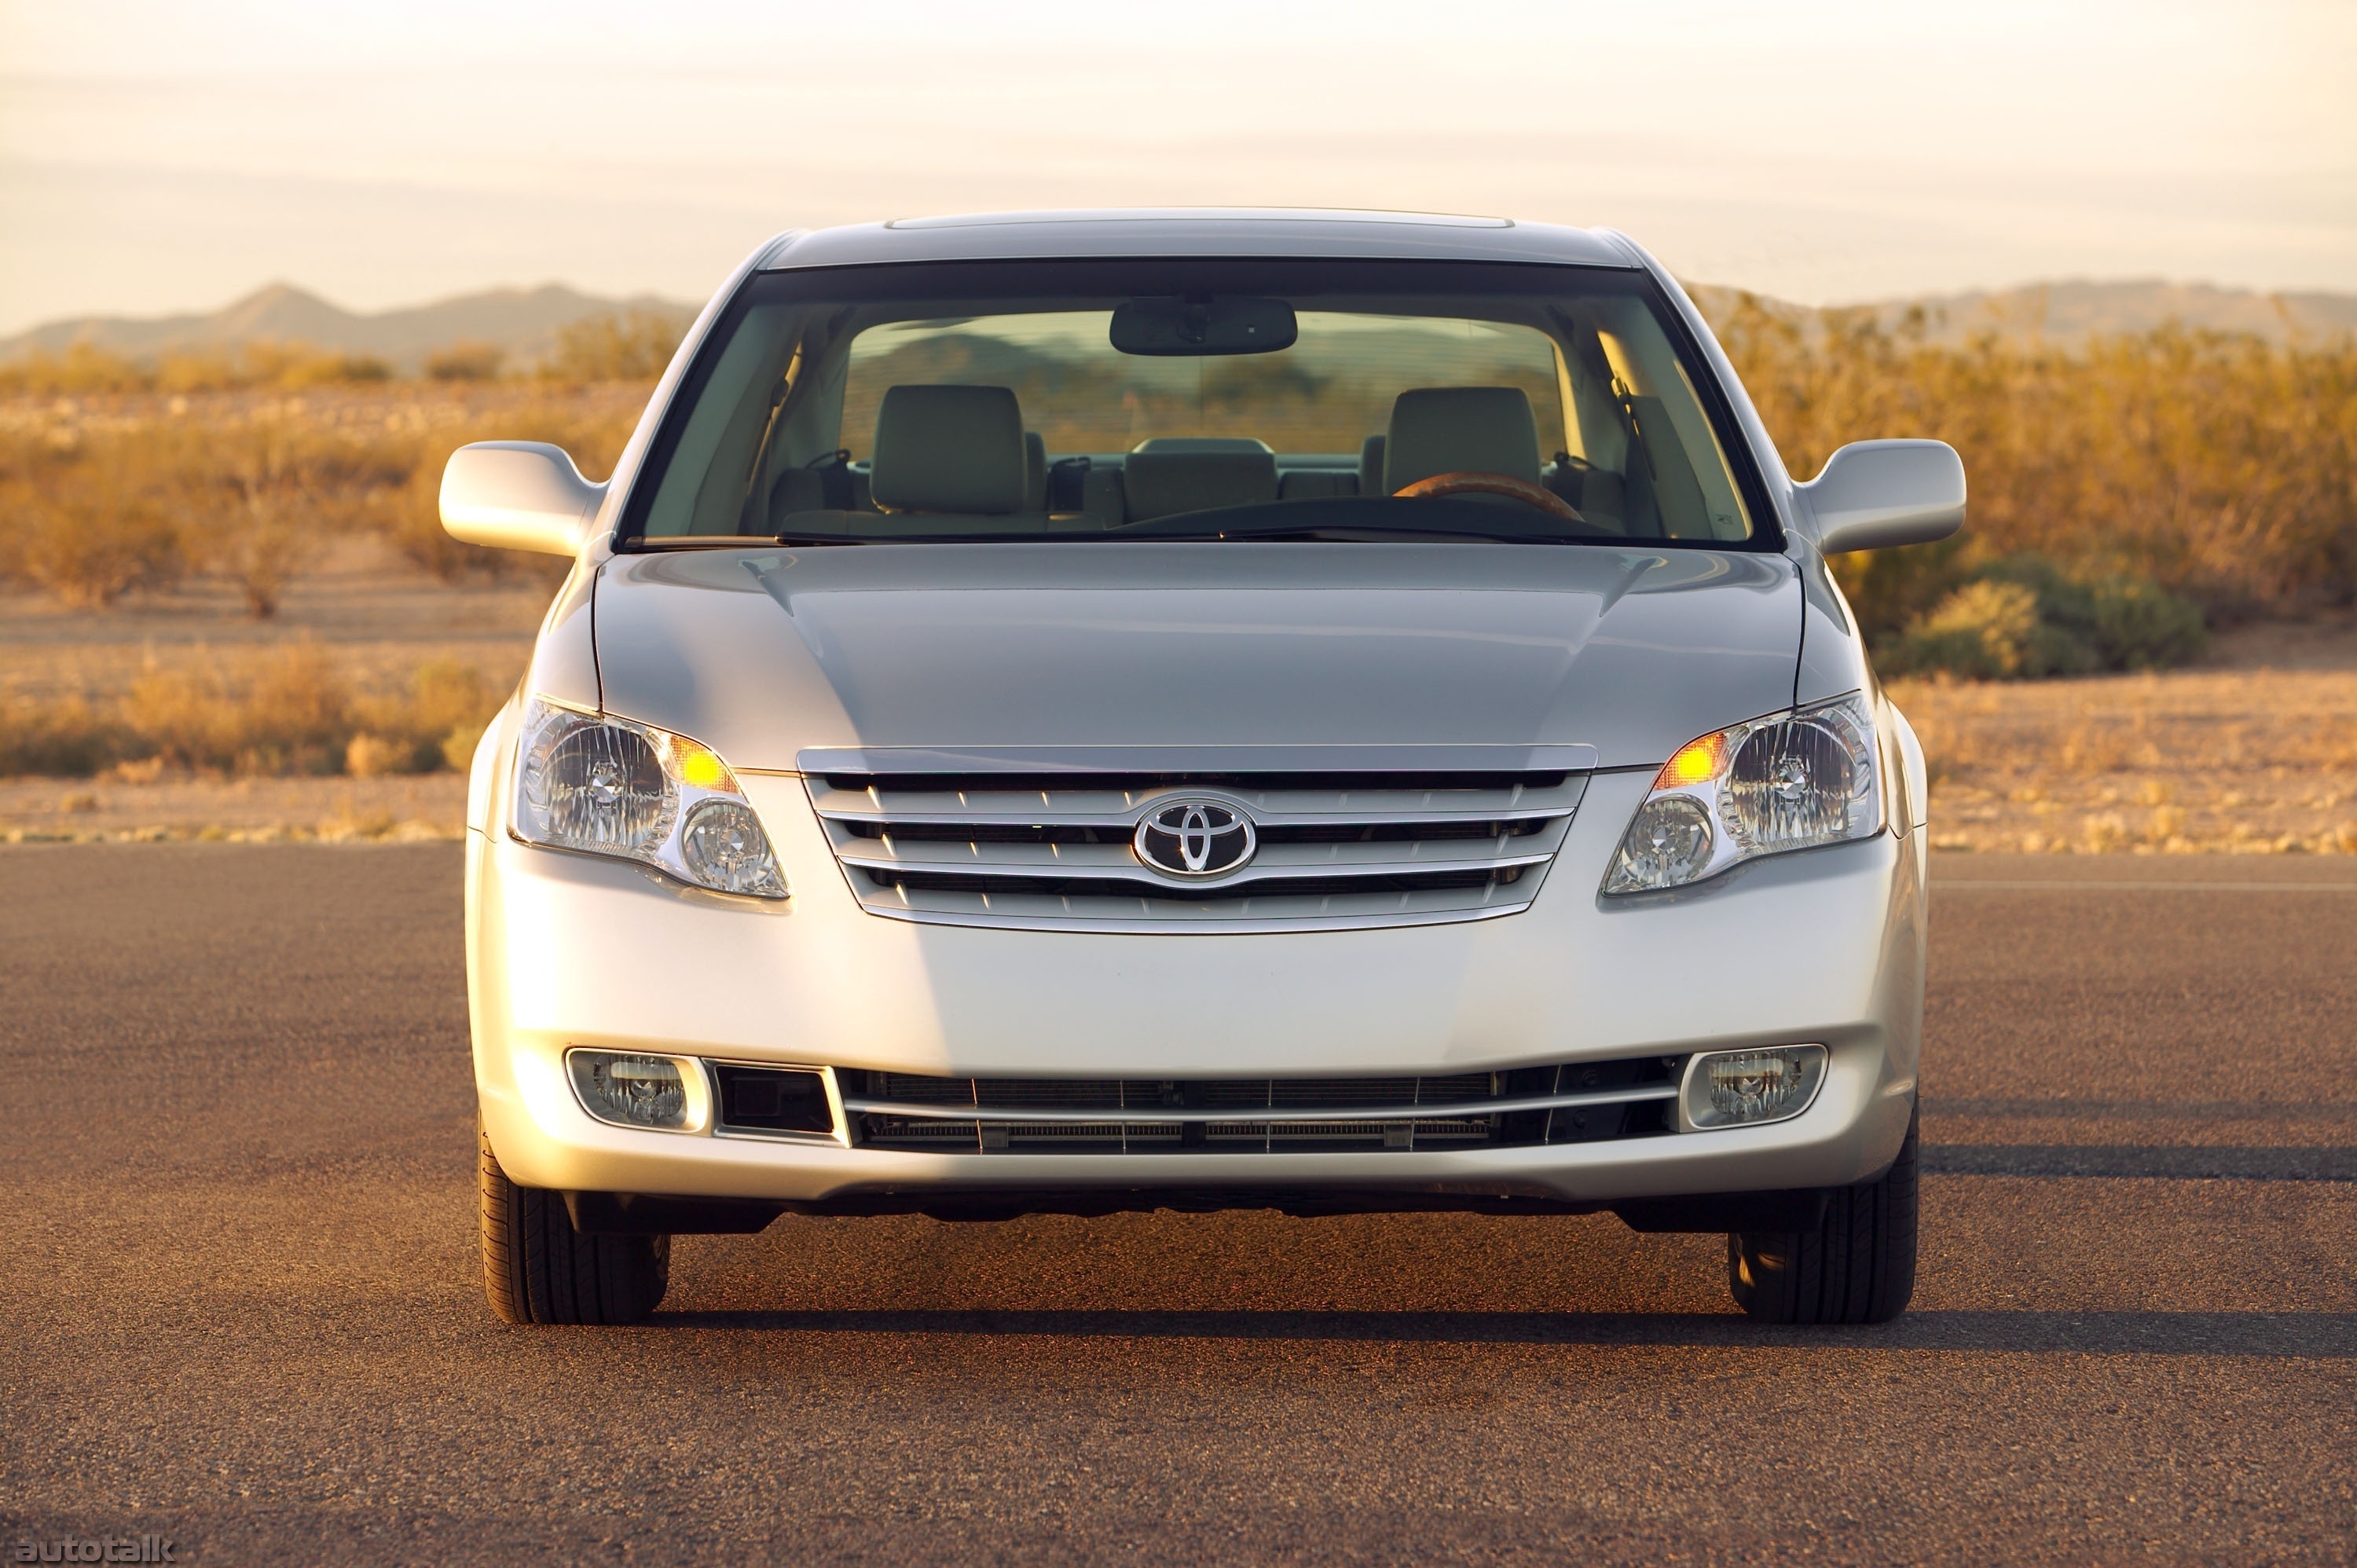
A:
755,209,1640,272
468,757,1925,1203
593,544,1802,770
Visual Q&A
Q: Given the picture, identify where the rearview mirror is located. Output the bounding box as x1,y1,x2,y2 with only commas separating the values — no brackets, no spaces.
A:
1798,439,1965,554
1110,295,1298,356
440,441,606,555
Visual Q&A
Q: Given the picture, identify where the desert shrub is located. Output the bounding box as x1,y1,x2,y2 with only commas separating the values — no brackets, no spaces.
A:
151,352,238,394
4,393,629,599
2,650,499,779
119,642,354,774
371,456,475,581
1705,295,2357,632
170,424,327,617
0,694,130,775
2090,578,2209,669
349,658,499,774
148,419,419,614
1968,556,2106,675
0,340,396,395
270,344,384,387
206,341,393,390
1884,555,2207,679
0,478,183,606
1888,581,2048,680
217,462,317,617
3,385,634,610
0,343,155,395
544,310,684,383
427,341,505,382
0,432,185,605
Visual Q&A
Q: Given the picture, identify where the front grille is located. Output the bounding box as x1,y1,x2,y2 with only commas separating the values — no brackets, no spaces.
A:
802,746,1591,932
844,1056,1682,1153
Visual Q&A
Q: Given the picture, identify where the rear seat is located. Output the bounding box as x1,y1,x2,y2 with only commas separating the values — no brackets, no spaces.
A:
772,401,1393,533
1120,438,1278,522
1278,468,1356,500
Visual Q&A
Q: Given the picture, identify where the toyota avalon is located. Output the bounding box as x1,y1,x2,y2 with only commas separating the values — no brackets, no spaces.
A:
443,209,1963,1327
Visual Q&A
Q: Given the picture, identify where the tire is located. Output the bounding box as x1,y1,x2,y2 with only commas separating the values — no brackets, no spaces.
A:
478,1122,669,1325
1728,1106,1918,1324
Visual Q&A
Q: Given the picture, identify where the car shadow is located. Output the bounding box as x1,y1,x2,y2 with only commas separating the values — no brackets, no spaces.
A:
647,1306,2357,1357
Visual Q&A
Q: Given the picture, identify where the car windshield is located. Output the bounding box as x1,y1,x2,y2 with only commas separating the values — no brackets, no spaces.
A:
621,258,1767,548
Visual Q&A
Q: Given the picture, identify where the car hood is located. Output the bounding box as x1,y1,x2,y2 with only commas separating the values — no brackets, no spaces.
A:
592,543,1801,771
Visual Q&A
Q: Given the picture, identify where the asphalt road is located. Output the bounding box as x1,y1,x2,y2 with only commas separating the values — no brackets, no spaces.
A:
3,845,2352,1565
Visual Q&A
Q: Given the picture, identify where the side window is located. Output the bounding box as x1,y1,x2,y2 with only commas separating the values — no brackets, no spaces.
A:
640,302,803,537
1560,302,1751,542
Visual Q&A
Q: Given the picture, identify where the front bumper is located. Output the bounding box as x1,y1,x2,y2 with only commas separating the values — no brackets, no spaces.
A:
467,768,1926,1211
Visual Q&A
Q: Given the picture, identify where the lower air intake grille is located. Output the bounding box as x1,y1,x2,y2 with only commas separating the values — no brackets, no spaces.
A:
843,1056,1683,1154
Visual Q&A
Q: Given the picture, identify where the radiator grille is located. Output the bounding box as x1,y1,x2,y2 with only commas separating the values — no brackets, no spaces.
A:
804,750,1589,932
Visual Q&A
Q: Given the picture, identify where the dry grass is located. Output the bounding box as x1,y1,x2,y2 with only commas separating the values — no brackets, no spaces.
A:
0,383,646,611
0,773,466,843
1897,621,2357,853
0,340,396,395
0,310,684,396
1708,301,2357,631
0,504,547,793
1,639,505,780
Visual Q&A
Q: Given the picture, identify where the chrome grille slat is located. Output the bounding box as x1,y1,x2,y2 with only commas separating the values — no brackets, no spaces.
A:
808,784,1578,822
843,1085,1675,1125
835,843,1560,882
805,753,1588,932
845,1054,1686,1153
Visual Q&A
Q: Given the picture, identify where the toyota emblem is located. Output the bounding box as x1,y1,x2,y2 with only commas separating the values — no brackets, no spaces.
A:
1134,799,1256,877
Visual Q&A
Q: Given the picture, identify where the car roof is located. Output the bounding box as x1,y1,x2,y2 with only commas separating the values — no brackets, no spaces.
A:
755,209,1642,271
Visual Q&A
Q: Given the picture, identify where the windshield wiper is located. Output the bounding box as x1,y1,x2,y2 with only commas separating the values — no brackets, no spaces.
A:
769,530,1091,546
1107,496,1597,545
1115,523,1577,545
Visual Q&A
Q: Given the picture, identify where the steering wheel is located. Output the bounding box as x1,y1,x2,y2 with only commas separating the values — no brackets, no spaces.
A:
1393,471,1581,522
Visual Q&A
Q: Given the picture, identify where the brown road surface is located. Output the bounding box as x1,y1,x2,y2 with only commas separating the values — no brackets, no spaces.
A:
2,847,2352,1564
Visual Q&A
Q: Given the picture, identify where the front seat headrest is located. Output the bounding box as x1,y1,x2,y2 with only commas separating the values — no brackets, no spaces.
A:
1383,387,1542,495
871,385,1027,515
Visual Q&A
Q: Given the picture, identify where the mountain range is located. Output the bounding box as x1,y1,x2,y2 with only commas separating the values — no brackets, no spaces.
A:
5,277,2352,370
0,282,695,372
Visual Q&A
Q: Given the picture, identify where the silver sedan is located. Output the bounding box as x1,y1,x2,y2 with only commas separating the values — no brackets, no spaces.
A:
440,209,1964,1328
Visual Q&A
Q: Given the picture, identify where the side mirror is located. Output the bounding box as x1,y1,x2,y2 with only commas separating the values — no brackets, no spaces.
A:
1798,439,1965,554
440,441,606,555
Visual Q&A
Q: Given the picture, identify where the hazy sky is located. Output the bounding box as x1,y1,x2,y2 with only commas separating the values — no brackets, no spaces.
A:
2,0,2352,332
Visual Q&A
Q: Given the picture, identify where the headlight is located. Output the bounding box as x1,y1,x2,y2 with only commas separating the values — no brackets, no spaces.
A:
513,698,789,899
1604,692,1881,894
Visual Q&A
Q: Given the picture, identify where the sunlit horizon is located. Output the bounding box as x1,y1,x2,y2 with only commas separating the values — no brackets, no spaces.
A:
3,0,2352,335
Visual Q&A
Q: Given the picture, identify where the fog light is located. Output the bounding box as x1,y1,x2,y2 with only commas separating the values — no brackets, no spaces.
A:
1681,1045,1827,1130
567,1049,710,1133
